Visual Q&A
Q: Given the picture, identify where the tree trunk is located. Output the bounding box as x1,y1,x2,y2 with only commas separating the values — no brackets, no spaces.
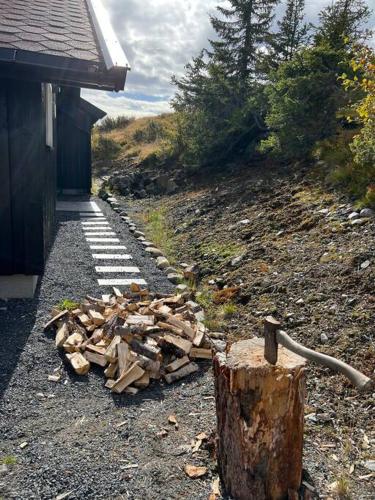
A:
213,338,306,500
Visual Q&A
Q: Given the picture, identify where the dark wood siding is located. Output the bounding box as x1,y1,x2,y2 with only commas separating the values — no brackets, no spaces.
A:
57,111,92,193
0,78,56,276
57,89,105,194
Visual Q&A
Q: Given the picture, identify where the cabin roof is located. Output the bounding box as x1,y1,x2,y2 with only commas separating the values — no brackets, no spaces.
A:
0,0,129,91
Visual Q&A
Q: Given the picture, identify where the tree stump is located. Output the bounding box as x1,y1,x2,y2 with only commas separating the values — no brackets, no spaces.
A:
213,338,306,500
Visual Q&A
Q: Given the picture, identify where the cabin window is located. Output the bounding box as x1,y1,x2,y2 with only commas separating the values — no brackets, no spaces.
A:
43,83,55,149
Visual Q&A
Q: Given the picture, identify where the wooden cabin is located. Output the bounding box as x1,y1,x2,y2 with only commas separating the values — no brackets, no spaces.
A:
57,87,106,194
0,0,129,298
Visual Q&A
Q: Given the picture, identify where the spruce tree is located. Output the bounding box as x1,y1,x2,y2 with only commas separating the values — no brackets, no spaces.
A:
316,0,371,49
275,0,309,61
209,0,279,81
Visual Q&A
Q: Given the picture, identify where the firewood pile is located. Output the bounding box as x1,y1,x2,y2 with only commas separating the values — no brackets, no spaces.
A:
44,284,224,394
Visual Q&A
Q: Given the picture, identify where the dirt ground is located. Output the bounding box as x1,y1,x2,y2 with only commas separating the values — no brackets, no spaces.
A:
126,162,375,499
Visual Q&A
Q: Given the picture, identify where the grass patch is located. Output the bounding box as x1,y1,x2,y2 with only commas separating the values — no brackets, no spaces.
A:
200,241,245,260
57,299,79,311
0,456,17,465
220,302,238,318
141,206,175,262
91,177,102,196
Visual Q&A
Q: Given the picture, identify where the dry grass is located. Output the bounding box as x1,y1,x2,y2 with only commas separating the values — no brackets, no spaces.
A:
104,113,177,163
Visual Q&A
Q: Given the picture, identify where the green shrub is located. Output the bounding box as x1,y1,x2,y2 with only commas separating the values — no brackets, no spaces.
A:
260,45,348,160
96,115,134,132
92,132,120,162
133,120,165,144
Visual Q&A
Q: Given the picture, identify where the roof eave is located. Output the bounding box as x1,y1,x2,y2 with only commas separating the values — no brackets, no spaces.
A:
86,0,130,75
0,48,128,91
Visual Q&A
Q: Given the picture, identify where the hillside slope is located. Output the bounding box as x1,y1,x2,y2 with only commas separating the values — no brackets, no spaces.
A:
119,161,375,498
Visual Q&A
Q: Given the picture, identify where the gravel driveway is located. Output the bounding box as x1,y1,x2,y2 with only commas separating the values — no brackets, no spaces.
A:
0,198,216,500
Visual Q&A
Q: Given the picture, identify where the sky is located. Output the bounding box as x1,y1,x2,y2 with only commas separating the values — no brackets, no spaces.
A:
82,0,375,119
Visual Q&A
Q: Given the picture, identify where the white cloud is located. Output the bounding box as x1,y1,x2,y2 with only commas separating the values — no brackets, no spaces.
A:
84,0,375,117
81,89,172,118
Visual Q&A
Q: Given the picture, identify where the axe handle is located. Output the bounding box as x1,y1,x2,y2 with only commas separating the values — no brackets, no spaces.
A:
276,330,373,393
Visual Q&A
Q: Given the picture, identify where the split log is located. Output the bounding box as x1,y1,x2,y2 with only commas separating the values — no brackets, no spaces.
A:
105,335,122,363
164,362,199,384
162,334,192,355
63,332,84,353
44,310,68,331
88,310,105,326
130,338,161,361
111,362,145,394
66,352,90,375
166,316,195,340
165,355,190,373
55,323,69,348
190,347,212,359
104,362,118,378
117,342,130,376
213,338,306,500
84,351,108,368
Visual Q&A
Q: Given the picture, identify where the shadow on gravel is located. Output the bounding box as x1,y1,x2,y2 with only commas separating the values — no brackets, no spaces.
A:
0,296,39,402
110,365,213,409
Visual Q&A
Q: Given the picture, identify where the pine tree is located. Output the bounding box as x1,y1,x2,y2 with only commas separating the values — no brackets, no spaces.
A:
316,0,371,49
209,0,279,81
275,0,309,61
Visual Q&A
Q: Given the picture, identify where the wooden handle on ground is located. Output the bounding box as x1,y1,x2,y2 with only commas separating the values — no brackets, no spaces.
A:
276,330,373,392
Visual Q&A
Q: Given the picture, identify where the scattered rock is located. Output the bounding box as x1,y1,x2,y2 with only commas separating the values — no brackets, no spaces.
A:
231,255,245,267
156,256,170,270
295,298,304,305
0,464,8,475
211,339,226,352
176,284,188,293
361,260,370,269
318,208,329,215
145,247,164,258
360,208,374,218
185,301,201,313
239,219,250,225
351,218,369,226
194,310,205,322
320,333,329,344
348,212,360,220
363,460,375,472
167,273,183,285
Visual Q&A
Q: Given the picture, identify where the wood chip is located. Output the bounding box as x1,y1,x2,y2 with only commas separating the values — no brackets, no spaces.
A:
184,464,208,478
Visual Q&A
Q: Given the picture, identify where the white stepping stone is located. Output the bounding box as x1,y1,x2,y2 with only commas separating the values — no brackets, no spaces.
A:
80,219,107,223
81,221,109,225
79,213,105,218
98,279,147,286
92,254,132,260
83,231,115,235
90,245,127,250
86,238,120,242
57,201,101,212
95,266,140,273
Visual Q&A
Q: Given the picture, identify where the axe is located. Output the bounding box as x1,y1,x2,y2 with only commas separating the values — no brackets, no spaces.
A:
264,316,373,392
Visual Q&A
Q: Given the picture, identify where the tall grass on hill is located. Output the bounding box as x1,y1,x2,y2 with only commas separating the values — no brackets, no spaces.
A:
96,115,134,132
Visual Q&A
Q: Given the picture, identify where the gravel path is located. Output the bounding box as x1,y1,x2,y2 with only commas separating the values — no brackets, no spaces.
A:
0,198,216,500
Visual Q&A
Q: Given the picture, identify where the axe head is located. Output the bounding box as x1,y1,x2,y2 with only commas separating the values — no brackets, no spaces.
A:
264,316,281,365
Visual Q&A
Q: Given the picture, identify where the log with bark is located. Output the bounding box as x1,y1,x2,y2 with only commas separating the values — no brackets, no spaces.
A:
213,337,306,500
